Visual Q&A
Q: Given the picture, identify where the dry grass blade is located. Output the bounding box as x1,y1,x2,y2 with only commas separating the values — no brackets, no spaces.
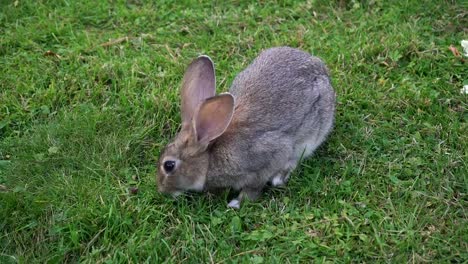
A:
100,36,130,47
43,50,62,59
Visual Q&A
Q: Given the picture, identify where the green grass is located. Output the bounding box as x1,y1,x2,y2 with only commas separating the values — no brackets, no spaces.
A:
1,0,467,262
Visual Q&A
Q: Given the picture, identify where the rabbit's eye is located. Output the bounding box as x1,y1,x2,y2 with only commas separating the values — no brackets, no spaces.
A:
163,160,176,172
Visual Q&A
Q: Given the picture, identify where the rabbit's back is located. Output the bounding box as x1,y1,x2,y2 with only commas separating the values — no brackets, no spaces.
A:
228,47,335,142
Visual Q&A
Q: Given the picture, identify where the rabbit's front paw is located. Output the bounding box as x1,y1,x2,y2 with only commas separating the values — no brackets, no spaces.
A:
227,199,240,209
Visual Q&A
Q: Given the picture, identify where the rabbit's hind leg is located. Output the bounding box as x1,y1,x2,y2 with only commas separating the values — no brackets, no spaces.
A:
269,159,297,187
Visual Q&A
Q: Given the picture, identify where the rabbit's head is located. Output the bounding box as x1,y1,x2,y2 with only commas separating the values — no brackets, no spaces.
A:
157,56,234,196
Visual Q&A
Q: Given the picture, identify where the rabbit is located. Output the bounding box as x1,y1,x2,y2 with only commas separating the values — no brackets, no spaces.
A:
157,47,336,208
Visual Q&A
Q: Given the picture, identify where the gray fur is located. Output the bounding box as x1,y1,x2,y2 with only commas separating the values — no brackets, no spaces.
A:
157,47,336,206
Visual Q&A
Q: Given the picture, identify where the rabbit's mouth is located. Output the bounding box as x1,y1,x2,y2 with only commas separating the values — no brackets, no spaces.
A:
166,190,203,199
157,184,176,195
157,186,183,198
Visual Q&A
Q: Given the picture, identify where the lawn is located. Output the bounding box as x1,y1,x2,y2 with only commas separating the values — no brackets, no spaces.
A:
0,0,467,262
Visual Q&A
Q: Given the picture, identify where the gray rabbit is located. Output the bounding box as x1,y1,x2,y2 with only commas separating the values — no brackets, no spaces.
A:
157,47,336,208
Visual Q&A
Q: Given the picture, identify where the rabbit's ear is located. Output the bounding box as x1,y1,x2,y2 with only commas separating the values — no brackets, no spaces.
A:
181,56,216,125
194,93,234,143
